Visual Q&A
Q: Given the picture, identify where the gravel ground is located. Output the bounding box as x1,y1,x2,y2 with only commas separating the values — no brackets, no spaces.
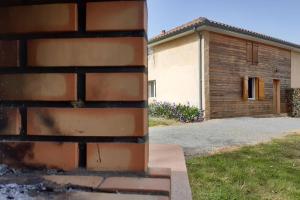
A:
0,165,71,200
0,184,43,200
150,117,300,156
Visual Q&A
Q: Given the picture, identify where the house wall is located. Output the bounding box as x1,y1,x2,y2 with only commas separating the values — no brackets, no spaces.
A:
291,51,300,88
201,31,211,118
148,33,201,107
209,32,291,118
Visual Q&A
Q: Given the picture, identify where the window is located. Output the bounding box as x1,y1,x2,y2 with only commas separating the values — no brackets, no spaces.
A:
248,77,256,100
246,42,259,65
148,80,156,98
242,76,265,101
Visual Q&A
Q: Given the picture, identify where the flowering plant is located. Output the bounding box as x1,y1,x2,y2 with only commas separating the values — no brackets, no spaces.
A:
149,101,204,122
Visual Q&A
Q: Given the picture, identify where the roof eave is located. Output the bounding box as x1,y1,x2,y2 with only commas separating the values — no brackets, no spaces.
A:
149,24,300,53
199,25,300,53
148,28,196,48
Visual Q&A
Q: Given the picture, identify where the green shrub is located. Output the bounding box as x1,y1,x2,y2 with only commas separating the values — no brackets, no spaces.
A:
149,101,204,122
287,88,300,117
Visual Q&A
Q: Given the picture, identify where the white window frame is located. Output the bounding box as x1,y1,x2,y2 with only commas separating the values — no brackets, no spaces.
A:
148,80,156,98
248,77,256,100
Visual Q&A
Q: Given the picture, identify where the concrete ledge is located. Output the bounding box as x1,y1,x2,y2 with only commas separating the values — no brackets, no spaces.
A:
149,144,192,200
0,144,191,200
0,174,170,199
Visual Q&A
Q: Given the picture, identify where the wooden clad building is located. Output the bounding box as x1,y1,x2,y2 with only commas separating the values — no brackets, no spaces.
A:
148,18,300,119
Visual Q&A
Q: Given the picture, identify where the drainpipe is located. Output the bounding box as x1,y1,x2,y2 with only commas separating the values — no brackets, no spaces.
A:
197,30,203,110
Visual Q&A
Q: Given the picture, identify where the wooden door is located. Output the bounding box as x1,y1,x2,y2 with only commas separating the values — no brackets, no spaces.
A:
273,80,280,114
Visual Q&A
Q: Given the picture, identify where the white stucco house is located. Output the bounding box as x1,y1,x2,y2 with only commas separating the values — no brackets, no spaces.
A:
148,18,300,119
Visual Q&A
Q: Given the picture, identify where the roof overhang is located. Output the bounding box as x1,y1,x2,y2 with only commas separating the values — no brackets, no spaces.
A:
148,29,196,48
149,24,300,53
197,25,300,53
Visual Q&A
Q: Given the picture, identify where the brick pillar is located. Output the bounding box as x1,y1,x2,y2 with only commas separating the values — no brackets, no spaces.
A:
0,0,148,172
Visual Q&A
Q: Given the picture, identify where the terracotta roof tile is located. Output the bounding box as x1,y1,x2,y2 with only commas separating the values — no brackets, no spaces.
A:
149,17,300,49
150,17,207,41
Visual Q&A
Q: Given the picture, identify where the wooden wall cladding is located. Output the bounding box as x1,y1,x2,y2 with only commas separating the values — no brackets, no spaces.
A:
209,32,291,118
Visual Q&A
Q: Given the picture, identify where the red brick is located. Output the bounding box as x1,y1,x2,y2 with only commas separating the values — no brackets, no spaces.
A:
27,38,146,67
100,177,170,194
0,40,19,67
27,108,147,137
0,108,21,135
87,143,148,172
86,73,147,101
86,1,147,31
0,141,78,171
0,4,77,34
0,74,77,101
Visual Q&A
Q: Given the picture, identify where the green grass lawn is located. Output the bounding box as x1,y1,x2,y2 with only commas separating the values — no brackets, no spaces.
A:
187,134,300,200
149,117,181,127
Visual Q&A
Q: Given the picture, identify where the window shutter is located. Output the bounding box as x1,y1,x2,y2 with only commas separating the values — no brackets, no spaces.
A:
253,43,259,64
242,76,248,101
255,78,259,99
246,42,253,62
258,78,265,100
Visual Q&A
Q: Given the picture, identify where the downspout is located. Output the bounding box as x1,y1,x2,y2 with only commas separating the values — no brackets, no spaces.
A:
197,30,203,110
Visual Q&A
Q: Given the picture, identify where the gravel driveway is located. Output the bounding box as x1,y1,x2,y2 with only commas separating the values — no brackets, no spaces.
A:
150,117,300,156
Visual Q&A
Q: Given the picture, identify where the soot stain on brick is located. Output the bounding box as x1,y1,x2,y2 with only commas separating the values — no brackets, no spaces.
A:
37,111,62,135
55,142,64,146
0,108,8,132
0,143,34,166
39,112,55,128
0,143,51,170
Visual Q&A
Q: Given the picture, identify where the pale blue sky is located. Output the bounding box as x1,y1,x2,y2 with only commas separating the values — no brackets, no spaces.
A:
148,0,300,44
